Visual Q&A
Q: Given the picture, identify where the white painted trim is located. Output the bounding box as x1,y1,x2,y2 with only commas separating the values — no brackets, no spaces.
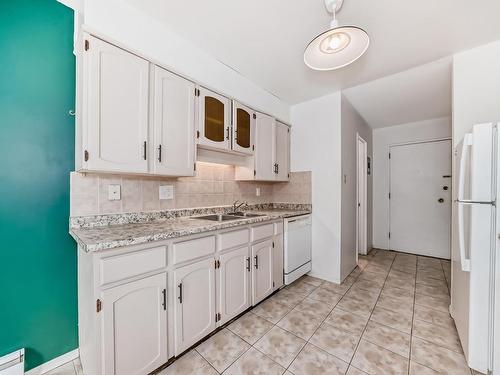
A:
26,349,79,375
356,133,368,257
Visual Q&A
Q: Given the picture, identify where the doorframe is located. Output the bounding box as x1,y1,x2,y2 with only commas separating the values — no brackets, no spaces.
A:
356,133,368,258
387,137,452,251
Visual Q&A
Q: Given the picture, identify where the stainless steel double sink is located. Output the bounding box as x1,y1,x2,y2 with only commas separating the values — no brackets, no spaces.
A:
192,212,265,222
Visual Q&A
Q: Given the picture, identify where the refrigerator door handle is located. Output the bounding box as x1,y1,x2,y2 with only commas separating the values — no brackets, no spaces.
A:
458,133,473,201
457,201,471,272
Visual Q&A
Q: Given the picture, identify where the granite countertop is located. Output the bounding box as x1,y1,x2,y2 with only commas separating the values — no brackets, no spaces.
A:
70,206,310,252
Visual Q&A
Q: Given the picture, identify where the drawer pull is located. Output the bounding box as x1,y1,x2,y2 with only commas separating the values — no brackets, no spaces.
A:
162,289,166,310
178,283,183,304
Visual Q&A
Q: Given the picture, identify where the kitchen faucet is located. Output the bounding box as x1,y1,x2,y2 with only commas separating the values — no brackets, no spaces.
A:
232,200,248,212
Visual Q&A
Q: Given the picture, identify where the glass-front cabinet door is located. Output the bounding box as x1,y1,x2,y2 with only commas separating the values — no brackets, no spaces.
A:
197,87,231,151
232,101,255,155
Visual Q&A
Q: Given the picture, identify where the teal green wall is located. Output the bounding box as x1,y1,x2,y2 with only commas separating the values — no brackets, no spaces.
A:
0,1,77,371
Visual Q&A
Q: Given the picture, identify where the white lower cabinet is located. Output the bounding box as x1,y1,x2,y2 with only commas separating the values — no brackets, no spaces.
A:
273,235,284,290
100,272,168,375
218,246,251,325
251,239,274,305
173,257,216,355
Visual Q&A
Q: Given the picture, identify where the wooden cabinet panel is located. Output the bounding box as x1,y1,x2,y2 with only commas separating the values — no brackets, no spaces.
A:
197,87,231,152
273,235,284,291
83,34,149,173
153,66,196,176
275,121,290,181
173,258,216,355
251,239,274,305
100,273,167,375
254,113,276,181
218,246,251,325
232,101,255,155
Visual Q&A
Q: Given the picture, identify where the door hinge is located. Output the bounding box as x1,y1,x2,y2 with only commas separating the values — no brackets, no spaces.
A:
252,145,255,151
195,88,200,97
194,163,197,171
273,281,275,287
84,150,89,162
253,170,256,176
84,39,89,51
96,299,102,313
253,113,256,119
196,130,200,139
272,241,275,248
288,128,290,133
214,259,220,269
389,232,391,239
288,173,290,178
388,192,391,199
389,152,391,159
215,312,221,322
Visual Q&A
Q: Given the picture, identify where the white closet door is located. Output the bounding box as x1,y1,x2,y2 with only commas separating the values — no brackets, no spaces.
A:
254,113,275,181
83,34,149,173
251,239,274,305
153,66,195,176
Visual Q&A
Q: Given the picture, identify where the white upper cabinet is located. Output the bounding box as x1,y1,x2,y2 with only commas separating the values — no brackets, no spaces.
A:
196,87,231,152
100,272,167,375
218,246,251,325
173,257,216,355
232,101,255,155
152,66,196,176
274,121,290,181
82,34,149,174
254,112,276,181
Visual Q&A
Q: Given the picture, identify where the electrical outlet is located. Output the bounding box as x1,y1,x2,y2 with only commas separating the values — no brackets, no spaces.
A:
256,187,261,197
108,184,121,200
159,185,174,200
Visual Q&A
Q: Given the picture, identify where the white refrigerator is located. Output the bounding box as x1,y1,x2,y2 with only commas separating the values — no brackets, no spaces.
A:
452,122,498,374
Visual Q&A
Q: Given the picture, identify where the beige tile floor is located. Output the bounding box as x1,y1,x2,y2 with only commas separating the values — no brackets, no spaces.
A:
47,249,479,375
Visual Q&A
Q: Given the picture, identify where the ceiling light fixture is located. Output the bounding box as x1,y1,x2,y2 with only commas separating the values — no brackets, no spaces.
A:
304,0,370,71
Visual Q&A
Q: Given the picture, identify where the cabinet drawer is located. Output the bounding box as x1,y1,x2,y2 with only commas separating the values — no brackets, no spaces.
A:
172,235,216,265
274,221,283,235
251,223,274,242
219,228,249,250
100,246,167,285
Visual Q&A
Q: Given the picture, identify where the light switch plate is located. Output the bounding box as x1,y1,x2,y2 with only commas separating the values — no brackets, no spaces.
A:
256,187,261,197
108,184,121,200
159,185,174,200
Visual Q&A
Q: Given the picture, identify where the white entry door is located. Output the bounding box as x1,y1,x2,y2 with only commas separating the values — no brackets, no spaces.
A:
389,140,452,258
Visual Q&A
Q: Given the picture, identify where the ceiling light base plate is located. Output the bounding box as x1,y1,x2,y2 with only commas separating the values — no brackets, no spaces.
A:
324,0,344,14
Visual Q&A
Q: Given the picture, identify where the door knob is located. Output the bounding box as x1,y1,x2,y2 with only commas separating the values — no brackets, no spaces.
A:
438,198,444,203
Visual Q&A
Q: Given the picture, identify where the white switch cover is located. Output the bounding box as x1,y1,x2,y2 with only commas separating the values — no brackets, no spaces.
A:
108,184,121,200
159,185,174,200
256,187,261,197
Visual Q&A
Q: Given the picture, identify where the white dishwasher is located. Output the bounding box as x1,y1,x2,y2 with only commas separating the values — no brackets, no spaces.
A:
284,214,312,285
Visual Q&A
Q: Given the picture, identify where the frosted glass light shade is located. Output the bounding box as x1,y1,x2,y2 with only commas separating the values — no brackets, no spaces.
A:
304,26,369,70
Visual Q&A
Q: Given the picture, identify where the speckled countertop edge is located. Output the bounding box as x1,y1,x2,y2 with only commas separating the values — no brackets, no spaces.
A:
70,203,311,253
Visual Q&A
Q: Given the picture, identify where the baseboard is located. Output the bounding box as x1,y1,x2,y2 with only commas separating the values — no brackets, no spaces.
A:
26,349,79,375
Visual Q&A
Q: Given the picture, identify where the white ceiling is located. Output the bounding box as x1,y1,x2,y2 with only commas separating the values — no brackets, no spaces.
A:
124,0,500,105
343,57,452,128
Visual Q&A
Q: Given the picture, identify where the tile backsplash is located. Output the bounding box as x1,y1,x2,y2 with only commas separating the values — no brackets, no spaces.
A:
71,162,311,217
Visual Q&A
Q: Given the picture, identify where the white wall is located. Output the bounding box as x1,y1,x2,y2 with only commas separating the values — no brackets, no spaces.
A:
340,96,373,280
82,0,290,122
372,117,452,249
452,40,500,148
291,92,342,283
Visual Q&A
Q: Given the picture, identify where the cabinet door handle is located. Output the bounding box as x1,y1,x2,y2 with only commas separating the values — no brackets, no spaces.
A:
162,288,166,310
143,141,147,160
246,257,250,272
254,255,259,269
158,144,162,163
226,127,230,140
178,283,183,304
